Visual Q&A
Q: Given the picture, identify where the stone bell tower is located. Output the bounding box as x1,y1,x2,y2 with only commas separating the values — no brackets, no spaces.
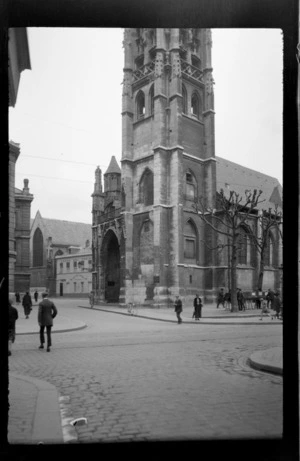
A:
120,28,216,306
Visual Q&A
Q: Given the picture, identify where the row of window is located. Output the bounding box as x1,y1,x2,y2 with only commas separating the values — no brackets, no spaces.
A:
58,260,92,273
183,219,276,267
137,168,197,206
136,84,202,120
58,281,92,293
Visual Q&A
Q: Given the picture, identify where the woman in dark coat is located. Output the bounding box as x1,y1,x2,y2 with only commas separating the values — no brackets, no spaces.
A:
193,294,202,320
22,291,32,319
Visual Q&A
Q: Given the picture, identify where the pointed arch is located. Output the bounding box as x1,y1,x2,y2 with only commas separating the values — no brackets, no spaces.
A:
33,227,44,267
264,231,276,267
191,91,202,119
191,91,200,118
237,225,254,266
185,169,197,202
139,168,154,206
149,84,154,115
182,84,187,114
136,90,145,119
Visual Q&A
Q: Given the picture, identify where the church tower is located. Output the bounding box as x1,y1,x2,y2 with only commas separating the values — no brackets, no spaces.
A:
120,28,217,305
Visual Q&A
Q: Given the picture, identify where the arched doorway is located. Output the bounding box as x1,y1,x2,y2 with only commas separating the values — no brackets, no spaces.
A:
102,230,120,302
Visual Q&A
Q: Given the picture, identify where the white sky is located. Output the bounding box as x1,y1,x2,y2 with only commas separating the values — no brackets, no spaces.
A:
9,28,283,224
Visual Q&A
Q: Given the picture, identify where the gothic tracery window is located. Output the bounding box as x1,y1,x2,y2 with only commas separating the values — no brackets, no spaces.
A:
184,220,197,263
237,226,253,266
264,231,275,267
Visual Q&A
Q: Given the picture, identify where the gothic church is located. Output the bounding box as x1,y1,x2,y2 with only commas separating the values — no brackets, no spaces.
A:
91,28,282,306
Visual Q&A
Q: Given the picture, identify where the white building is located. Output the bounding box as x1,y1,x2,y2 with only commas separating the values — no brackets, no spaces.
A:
55,247,92,297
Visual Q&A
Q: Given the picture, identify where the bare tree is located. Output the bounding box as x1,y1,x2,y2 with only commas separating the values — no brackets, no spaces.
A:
193,188,264,312
249,205,283,292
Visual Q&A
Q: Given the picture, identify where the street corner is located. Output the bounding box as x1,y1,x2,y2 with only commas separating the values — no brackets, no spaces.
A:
248,347,282,376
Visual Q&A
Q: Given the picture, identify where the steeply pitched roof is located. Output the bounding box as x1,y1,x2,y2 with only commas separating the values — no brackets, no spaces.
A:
215,156,282,211
40,217,92,246
104,156,121,175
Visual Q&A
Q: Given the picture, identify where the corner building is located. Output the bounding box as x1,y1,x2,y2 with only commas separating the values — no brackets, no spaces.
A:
92,28,218,306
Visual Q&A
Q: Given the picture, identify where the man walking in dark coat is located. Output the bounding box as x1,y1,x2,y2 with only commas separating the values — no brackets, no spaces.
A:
22,291,32,319
174,295,183,324
38,292,57,352
8,299,18,356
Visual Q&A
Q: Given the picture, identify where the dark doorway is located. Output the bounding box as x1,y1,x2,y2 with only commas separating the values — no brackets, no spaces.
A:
60,283,63,296
102,230,120,302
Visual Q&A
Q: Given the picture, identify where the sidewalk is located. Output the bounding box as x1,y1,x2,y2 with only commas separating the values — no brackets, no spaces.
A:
80,301,283,326
6,300,282,446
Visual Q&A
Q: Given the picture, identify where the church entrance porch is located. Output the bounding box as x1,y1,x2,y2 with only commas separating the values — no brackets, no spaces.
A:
101,230,120,303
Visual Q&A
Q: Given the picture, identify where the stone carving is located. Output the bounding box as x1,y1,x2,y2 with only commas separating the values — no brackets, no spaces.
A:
122,73,132,96
172,52,181,77
205,29,212,46
205,73,214,94
155,51,164,77
122,29,132,48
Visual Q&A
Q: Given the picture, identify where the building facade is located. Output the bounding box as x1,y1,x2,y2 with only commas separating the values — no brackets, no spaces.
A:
92,28,282,307
8,28,31,293
14,179,34,292
30,211,92,295
55,247,92,297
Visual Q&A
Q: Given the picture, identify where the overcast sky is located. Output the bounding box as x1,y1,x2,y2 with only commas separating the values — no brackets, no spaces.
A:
9,28,283,224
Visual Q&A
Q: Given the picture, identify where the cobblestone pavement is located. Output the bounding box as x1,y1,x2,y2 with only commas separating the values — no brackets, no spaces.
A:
8,301,283,443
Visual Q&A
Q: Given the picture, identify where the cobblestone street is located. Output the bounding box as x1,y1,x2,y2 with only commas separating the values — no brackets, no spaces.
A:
8,301,283,443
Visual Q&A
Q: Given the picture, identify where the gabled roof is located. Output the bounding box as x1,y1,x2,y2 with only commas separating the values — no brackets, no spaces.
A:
215,156,282,211
34,214,92,246
104,156,121,175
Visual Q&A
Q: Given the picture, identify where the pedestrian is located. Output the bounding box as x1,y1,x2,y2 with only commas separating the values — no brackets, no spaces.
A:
89,291,94,308
38,292,58,352
34,290,38,303
266,288,275,309
237,288,245,311
255,292,261,309
174,295,183,324
22,291,32,319
259,299,271,320
8,298,18,356
193,294,202,320
15,291,20,304
271,292,282,320
216,288,225,308
224,290,231,310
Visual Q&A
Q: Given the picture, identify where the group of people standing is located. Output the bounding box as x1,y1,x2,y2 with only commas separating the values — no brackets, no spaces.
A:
216,286,282,319
216,288,232,310
174,294,203,324
8,291,58,356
